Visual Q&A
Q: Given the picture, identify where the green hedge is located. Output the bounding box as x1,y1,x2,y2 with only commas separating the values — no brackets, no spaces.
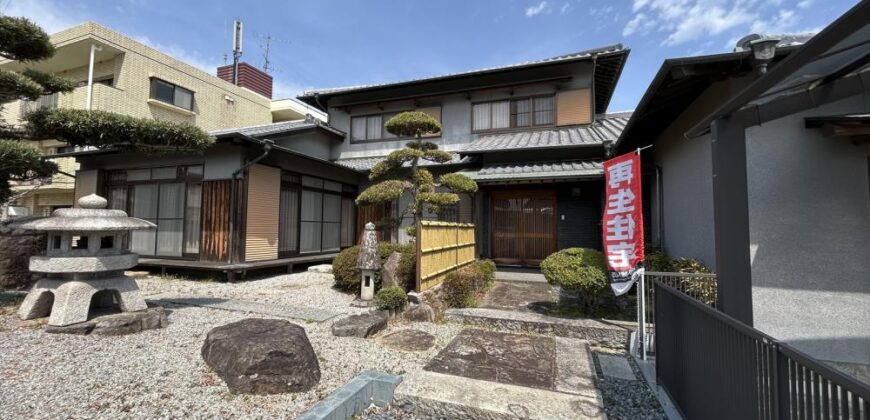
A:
332,242,415,293
376,287,408,310
440,259,496,308
540,248,612,313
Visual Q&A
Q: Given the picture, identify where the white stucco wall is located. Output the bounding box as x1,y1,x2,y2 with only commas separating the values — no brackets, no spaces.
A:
746,94,870,365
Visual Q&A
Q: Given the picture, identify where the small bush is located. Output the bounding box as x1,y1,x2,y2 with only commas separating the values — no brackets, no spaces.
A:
669,257,711,274
440,260,495,308
540,248,611,313
643,244,672,272
332,242,415,293
376,286,408,310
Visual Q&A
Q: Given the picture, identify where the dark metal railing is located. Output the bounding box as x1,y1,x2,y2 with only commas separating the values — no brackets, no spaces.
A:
655,281,869,419
638,271,717,357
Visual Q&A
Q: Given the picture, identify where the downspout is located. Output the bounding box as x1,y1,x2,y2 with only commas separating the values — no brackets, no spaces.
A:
227,136,273,265
654,164,664,249
85,44,102,110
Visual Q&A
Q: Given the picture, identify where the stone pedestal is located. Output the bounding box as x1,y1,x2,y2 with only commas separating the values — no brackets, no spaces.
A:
18,276,148,326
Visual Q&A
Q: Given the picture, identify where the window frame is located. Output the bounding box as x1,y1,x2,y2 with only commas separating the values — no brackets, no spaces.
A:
471,94,557,134
149,77,194,110
103,165,204,260
349,107,442,143
281,171,357,256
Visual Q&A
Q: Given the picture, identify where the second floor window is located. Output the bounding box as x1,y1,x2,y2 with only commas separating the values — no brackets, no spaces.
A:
350,107,440,141
150,78,194,110
473,95,554,132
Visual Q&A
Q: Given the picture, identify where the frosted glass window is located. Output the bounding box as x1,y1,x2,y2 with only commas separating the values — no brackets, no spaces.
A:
366,115,382,139
174,88,192,110
130,184,158,255
155,183,184,257
302,176,323,189
534,96,554,125
322,223,340,252
300,222,321,253
323,194,341,222
492,101,510,129
156,220,183,257
351,117,367,141
152,167,177,180
127,169,151,181
382,113,397,139
472,103,491,131
301,190,323,221
513,99,530,127
323,180,342,192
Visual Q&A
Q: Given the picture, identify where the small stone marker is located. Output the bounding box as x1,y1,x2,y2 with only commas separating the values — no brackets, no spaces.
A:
201,318,321,394
332,311,388,338
379,329,435,352
597,354,636,381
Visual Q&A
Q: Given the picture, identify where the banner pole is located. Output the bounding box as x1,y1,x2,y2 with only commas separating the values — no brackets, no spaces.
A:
636,146,648,361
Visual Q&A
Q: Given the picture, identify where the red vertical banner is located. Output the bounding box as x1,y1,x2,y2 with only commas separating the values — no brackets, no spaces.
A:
603,152,644,295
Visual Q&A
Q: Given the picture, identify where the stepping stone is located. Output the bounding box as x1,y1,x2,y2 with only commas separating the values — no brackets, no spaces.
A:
426,329,557,391
379,329,435,352
481,281,555,312
597,354,636,381
331,312,388,338
146,295,342,322
45,306,168,336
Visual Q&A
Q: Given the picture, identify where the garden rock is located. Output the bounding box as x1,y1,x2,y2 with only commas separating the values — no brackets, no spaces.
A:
307,264,332,274
407,291,423,304
381,252,403,288
201,318,320,394
379,329,435,352
331,311,388,338
45,306,168,335
403,303,435,322
0,220,45,290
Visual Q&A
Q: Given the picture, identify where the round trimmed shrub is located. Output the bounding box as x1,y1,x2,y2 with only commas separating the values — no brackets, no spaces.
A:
540,248,610,311
376,286,408,311
441,267,478,308
331,242,415,293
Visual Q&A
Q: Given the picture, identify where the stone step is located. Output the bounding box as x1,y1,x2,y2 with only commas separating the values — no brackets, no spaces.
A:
393,370,605,420
444,307,629,349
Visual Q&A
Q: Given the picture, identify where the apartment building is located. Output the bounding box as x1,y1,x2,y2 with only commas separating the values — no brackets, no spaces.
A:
2,22,321,218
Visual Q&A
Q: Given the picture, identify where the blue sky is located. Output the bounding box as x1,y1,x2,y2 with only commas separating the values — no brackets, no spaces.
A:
3,0,858,111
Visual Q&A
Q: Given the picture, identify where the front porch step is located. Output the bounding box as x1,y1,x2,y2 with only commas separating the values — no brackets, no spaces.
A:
393,370,606,420
444,307,629,349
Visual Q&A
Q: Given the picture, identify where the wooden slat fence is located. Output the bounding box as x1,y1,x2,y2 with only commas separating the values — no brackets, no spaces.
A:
416,220,475,291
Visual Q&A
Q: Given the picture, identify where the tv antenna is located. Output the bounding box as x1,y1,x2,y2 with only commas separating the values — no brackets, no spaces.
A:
231,20,243,84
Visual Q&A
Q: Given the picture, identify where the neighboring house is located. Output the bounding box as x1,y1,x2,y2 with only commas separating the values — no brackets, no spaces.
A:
616,1,869,372
1,22,318,218
298,45,630,266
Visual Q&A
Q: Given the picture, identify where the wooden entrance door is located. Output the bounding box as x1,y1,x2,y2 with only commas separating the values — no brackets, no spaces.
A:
490,190,557,266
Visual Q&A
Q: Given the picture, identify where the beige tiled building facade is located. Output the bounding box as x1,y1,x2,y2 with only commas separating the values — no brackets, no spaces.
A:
2,22,281,217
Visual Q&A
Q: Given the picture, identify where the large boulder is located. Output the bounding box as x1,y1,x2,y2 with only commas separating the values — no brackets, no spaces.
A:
201,318,320,394
403,303,435,323
381,252,403,288
332,312,388,338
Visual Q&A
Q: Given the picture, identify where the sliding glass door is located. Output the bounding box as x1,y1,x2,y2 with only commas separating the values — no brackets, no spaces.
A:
107,165,203,259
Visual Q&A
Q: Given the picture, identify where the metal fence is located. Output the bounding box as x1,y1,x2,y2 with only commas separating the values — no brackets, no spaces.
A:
655,281,870,420
638,271,717,357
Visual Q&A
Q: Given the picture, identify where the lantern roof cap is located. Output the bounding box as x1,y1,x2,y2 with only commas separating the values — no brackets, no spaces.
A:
10,194,156,232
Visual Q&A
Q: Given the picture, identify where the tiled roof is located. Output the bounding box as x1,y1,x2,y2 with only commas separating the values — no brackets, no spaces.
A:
334,153,474,171
461,160,603,182
301,45,626,98
209,118,345,138
461,113,629,153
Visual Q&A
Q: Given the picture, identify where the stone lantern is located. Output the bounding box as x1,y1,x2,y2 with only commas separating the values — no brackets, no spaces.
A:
357,222,381,301
14,194,156,327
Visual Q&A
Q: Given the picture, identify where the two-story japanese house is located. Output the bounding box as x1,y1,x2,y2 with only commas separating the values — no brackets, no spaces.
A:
298,44,630,266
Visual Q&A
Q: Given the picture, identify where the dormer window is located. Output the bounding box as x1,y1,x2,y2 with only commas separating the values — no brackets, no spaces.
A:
150,78,194,110
473,95,555,132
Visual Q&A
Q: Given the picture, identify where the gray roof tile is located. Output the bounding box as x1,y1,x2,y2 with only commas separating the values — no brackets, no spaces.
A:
462,113,629,153
210,118,345,138
334,152,474,171
462,160,603,181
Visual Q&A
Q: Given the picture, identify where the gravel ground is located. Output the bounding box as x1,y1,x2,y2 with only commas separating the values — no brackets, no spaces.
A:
592,349,666,420
0,273,464,419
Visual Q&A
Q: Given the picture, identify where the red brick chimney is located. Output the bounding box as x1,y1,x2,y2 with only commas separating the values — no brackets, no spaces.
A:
217,62,273,99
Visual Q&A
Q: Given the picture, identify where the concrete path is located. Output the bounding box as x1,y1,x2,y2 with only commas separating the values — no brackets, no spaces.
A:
495,268,547,283
146,294,343,322
597,354,637,381
481,280,556,312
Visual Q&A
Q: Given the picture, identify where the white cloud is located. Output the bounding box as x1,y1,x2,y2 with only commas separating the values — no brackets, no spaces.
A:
624,0,804,46
525,1,551,17
134,35,223,74
2,0,77,33
797,0,813,8
272,80,312,100
560,2,571,14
